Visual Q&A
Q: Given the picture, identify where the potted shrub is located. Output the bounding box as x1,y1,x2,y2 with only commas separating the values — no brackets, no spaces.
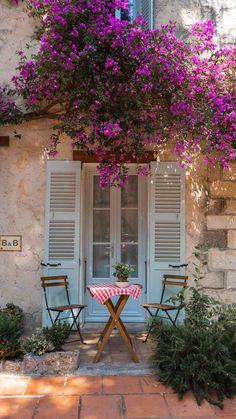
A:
113,262,134,287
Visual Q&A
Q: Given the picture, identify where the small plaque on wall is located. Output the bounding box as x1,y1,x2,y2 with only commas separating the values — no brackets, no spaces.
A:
0,236,22,252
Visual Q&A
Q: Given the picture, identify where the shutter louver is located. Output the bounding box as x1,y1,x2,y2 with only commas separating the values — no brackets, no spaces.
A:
154,172,181,262
50,172,76,212
49,220,75,260
149,161,185,307
141,0,151,28
43,160,81,326
149,161,185,270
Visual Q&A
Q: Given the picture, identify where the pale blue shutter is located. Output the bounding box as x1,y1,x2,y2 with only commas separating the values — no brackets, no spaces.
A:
43,160,81,326
135,0,154,29
148,162,185,304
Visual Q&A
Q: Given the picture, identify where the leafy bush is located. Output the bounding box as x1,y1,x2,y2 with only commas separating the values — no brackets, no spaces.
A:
42,321,71,351
2,303,24,333
23,329,50,356
0,312,22,359
151,246,236,408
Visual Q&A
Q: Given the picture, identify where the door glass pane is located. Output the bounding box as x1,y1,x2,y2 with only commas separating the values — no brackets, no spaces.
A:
93,245,110,278
93,176,110,208
121,244,138,278
121,209,138,242
121,175,138,208
93,210,110,242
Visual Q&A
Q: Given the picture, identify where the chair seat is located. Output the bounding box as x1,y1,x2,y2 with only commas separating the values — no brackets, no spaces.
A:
142,303,178,310
49,304,87,312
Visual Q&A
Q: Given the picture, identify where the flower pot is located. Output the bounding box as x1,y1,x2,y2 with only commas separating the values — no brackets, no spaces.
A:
115,281,130,288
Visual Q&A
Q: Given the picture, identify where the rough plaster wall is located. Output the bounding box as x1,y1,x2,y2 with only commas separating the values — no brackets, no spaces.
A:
0,1,36,85
154,0,236,45
0,121,72,331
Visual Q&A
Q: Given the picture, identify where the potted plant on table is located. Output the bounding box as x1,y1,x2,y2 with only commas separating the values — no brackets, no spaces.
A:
113,263,134,288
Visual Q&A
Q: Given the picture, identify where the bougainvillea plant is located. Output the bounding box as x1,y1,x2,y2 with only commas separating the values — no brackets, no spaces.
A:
2,0,236,186
0,86,23,125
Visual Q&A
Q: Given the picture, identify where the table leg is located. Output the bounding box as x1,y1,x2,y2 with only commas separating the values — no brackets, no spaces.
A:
106,298,139,363
96,297,126,348
93,295,139,363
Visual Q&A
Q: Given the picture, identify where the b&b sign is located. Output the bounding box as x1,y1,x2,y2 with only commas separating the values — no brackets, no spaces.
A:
0,236,22,252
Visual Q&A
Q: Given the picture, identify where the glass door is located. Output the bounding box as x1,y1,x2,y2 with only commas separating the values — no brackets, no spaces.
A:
84,166,147,322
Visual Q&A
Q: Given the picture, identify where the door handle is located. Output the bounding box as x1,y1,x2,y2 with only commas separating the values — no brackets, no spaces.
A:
84,258,87,293
110,242,114,258
144,260,147,294
40,262,61,267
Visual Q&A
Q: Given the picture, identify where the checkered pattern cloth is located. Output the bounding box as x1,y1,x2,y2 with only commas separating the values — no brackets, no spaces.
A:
88,283,142,305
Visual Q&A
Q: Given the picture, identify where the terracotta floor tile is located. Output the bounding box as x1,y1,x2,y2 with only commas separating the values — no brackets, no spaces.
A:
25,377,65,396
0,397,38,419
140,376,174,394
166,393,215,417
124,394,168,418
64,376,102,395
35,396,79,418
213,397,236,416
0,377,29,396
80,395,123,419
103,376,142,394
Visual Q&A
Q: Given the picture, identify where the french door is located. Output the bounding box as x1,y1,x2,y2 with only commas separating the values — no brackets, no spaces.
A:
84,166,147,322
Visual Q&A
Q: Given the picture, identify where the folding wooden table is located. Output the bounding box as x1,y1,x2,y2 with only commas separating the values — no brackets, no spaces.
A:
87,283,142,363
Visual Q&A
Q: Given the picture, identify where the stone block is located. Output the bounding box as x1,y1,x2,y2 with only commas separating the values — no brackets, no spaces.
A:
207,215,236,230
3,360,23,374
223,164,236,180
228,230,236,249
209,248,236,271
202,229,227,248
23,350,79,375
224,200,236,215
225,271,236,289
206,198,225,215
199,272,224,289
210,181,236,198
205,289,236,304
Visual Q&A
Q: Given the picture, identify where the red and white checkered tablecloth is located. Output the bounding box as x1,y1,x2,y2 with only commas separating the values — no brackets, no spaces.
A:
87,283,142,305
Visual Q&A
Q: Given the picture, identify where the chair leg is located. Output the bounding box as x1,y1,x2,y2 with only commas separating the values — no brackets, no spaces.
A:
70,308,85,344
143,308,159,342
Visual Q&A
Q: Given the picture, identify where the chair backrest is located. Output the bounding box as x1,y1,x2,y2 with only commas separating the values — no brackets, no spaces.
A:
162,274,188,287
160,274,188,305
40,275,71,311
40,275,69,288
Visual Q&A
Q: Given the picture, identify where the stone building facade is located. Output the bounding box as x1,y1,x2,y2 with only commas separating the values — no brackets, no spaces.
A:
0,0,236,331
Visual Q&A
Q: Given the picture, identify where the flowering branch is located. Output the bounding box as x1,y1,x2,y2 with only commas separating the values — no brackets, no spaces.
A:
1,0,235,186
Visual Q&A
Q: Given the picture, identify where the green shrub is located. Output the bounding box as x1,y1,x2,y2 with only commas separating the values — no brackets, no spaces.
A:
0,312,22,359
2,303,24,333
23,329,50,356
151,246,236,408
42,321,71,351
152,318,236,407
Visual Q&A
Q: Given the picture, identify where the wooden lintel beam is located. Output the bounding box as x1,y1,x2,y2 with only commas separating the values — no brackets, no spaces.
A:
73,150,155,163
0,136,10,147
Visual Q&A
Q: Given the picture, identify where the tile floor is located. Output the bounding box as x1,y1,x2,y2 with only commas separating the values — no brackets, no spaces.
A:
63,323,155,375
0,375,236,418
1,324,236,418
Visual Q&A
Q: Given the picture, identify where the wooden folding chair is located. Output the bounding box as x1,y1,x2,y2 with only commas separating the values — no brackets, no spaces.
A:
142,274,188,342
41,275,87,343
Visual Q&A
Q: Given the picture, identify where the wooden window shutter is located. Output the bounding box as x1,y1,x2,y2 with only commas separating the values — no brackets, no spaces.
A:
148,161,185,303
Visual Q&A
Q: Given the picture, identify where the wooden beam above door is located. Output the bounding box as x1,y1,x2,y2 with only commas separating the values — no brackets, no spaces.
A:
0,136,10,147
73,150,155,163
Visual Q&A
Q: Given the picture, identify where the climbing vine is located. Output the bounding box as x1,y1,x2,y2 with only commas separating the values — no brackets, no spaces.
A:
1,0,236,186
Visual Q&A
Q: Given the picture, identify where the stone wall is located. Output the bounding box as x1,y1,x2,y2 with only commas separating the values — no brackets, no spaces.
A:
202,165,236,303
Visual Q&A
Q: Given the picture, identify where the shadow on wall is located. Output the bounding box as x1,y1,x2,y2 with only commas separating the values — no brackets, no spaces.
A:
154,0,236,45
